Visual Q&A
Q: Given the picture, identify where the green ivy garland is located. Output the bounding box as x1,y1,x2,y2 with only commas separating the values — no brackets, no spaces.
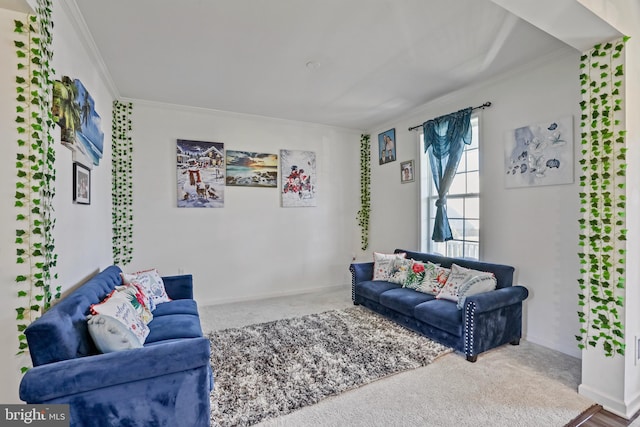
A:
14,0,59,372
577,36,629,357
112,101,134,266
356,134,371,251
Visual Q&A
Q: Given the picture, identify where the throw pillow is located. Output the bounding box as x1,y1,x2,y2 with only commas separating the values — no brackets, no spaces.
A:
87,314,143,353
436,263,497,308
455,274,498,309
412,263,450,295
388,258,413,285
90,290,150,346
115,283,154,324
121,268,171,308
404,260,430,290
372,252,406,281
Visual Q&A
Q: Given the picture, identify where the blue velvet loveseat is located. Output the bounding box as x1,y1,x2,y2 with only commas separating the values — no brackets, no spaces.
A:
19,265,213,427
350,249,529,362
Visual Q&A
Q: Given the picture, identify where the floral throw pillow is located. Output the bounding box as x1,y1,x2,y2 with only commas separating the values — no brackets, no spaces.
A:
436,263,496,308
388,258,413,285
115,283,154,324
90,290,150,346
121,268,171,309
404,260,430,290
413,263,450,295
372,252,406,281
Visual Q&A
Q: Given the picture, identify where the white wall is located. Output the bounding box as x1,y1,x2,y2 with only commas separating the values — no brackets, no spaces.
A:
127,101,360,306
575,0,640,418
0,3,114,403
362,46,583,358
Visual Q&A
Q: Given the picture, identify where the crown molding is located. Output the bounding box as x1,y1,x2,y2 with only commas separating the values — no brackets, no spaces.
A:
57,0,119,99
123,97,363,134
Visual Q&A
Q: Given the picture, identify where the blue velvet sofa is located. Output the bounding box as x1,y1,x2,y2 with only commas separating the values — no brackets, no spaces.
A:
350,249,529,362
19,265,213,427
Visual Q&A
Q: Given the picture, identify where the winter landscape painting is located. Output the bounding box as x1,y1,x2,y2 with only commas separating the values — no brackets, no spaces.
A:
177,139,225,208
226,150,278,187
505,115,573,188
280,149,316,207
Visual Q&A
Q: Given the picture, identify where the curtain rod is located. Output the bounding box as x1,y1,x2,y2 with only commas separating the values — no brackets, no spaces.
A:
407,102,492,131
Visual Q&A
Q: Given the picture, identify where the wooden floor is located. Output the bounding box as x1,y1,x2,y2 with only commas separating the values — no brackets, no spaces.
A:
566,404,637,427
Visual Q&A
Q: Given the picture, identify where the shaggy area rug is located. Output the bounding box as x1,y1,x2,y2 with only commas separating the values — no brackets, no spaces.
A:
208,306,451,426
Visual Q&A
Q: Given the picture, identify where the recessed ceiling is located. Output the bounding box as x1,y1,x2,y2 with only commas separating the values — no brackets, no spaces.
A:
73,0,569,130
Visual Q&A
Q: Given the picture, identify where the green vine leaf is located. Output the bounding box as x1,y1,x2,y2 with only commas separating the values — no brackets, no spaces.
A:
13,0,58,374
577,36,627,358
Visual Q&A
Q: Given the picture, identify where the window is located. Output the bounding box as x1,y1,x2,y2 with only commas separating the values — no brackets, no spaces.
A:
420,116,480,259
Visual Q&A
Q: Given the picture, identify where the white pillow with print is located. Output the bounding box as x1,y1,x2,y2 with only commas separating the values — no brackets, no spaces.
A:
372,252,406,281
121,268,171,308
90,290,150,346
388,258,413,285
436,263,496,307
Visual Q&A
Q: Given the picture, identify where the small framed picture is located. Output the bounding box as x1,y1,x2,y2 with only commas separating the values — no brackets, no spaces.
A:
378,128,396,165
400,160,414,183
73,162,91,205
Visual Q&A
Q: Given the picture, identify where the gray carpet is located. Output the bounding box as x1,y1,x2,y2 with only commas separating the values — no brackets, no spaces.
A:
208,306,451,427
202,287,595,427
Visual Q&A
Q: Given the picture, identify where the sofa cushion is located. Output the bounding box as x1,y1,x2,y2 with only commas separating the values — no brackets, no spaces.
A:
378,288,435,317
414,300,463,337
145,314,203,344
153,299,199,317
354,281,401,303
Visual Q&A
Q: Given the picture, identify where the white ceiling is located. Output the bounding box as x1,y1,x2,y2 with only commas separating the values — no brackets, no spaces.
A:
69,0,571,130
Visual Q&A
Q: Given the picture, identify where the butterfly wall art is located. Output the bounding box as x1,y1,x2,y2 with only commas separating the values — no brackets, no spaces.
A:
504,115,574,188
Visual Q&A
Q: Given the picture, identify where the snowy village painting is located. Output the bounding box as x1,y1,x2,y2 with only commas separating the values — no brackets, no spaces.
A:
177,139,225,208
226,150,278,187
504,115,573,188
280,149,316,207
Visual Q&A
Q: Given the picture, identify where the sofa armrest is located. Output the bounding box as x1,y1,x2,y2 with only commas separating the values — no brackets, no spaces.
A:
20,337,210,403
349,262,374,283
464,285,529,314
162,274,194,300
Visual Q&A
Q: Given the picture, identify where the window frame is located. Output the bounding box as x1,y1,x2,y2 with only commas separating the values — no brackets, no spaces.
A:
420,115,481,259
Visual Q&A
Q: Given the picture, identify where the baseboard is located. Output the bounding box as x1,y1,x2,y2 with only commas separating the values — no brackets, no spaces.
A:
198,284,349,307
578,383,639,419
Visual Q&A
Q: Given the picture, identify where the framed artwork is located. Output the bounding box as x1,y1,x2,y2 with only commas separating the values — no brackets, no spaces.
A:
281,149,316,207
176,139,225,208
504,115,573,188
226,150,278,187
400,160,414,183
378,128,396,165
73,162,91,205
52,76,104,166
